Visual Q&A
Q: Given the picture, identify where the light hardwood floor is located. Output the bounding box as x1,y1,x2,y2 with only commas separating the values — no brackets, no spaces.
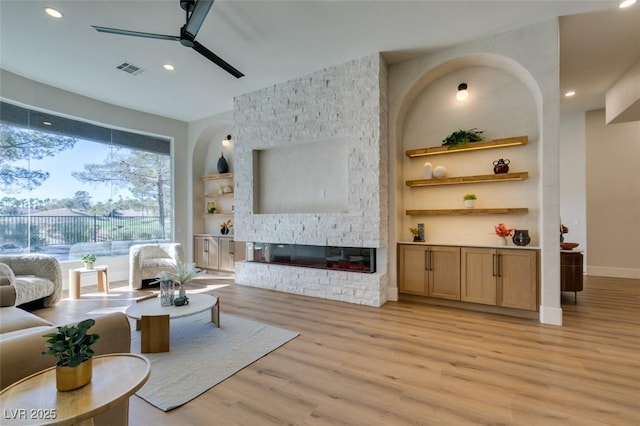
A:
32,275,639,425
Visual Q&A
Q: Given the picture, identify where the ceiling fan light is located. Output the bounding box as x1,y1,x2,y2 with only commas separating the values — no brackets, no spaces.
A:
619,0,637,9
44,7,63,18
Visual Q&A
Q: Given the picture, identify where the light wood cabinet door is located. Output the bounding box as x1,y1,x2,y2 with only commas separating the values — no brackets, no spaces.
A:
194,236,219,270
218,237,235,272
460,247,496,305
398,245,428,295
428,246,460,300
498,249,538,311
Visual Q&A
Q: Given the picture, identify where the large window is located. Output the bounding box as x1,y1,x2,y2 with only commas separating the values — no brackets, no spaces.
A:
0,101,172,261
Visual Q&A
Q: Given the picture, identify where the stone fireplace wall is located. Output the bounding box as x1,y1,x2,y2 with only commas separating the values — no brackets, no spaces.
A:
233,54,389,306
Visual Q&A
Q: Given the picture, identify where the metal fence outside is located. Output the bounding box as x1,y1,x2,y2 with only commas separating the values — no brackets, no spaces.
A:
0,215,170,260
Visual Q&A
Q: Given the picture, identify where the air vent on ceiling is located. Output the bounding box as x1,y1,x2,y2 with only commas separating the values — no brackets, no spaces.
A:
116,62,145,76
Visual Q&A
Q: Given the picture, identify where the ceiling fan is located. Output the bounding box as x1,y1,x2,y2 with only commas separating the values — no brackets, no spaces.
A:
92,0,244,78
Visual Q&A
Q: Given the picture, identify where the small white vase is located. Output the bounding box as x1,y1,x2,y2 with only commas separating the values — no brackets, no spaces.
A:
498,237,508,246
464,200,475,209
422,162,433,179
433,165,447,179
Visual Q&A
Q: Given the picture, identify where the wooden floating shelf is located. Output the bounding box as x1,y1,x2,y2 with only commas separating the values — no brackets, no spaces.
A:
406,136,528,158
200,193,234,199
200,173,233,181
406,208,529,216
202,213,234,218
407,172,528,187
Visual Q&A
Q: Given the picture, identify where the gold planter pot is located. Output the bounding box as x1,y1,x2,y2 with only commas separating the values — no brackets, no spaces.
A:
56,359,93,392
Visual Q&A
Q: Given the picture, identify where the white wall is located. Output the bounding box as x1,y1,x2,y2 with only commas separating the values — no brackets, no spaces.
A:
559,113,587,269
586,109,640,278
0,70,189,289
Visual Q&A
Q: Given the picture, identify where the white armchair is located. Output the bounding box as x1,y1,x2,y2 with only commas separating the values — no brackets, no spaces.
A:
129,243,184,290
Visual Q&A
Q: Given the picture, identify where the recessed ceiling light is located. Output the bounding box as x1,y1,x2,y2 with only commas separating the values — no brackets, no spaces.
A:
163,64,175,71
44,7,63,18
42,121,52,126
619,0,637,8
565,91,576,97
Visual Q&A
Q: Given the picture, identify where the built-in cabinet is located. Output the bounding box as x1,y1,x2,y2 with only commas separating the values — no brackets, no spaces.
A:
194,235,236,272
460,247,538,311
398,245,460,300
398,243,539,312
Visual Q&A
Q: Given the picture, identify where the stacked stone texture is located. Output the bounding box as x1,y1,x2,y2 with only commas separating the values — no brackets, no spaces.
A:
234,54,389,306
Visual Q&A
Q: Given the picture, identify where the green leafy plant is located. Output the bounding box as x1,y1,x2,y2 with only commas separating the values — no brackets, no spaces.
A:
81,253,96,263
42,319,100,367
442,128,485,148
463,193,477,201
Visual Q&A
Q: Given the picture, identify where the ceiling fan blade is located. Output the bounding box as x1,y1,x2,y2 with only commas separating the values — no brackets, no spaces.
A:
92,25,180,42
184,0,215,39
193,40,244,78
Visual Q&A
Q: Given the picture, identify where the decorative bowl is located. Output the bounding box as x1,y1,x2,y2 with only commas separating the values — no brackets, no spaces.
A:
560,242,579,250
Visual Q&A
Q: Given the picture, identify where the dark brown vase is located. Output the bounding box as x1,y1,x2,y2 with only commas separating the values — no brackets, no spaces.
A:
493,158,510,174
217,153,229,174
512,229,531,246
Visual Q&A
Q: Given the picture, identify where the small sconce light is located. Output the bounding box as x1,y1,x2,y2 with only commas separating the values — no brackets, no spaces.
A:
222,134,232,147
456,83,469,101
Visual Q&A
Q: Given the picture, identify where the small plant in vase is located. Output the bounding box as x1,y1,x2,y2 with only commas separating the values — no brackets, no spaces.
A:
42,319,100,391
81,254,96,269
409,227,421,242
220,219,233,235
494,223,513,246
155,261,201,305
463,193,477,209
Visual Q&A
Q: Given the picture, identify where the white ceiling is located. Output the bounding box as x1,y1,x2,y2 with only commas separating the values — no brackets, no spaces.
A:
1,0,638,122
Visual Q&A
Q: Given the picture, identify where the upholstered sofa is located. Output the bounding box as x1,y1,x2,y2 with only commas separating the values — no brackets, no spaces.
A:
0,254,62,307
0,286,132,425
129,243,183,290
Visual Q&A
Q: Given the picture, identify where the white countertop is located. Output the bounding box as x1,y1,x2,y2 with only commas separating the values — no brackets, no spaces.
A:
398,241,540,250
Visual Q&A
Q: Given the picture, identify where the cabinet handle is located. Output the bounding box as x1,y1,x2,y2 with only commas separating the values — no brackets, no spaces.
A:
497,254,502,277
204,239,209,253
429,250,434,271
424,250,429,271
492,254,497,276
229,240,234,255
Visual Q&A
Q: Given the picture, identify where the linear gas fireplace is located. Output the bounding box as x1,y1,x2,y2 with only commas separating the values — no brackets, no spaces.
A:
248,243,376,273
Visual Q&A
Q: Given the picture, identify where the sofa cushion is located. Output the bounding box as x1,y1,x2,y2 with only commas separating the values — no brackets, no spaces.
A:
0,263,14,286
14,276,55,306
141,258,176,269
0,306,52,334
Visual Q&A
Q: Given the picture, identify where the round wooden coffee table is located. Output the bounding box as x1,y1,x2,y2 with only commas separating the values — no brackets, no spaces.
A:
0,353,150,426
125,293,220,353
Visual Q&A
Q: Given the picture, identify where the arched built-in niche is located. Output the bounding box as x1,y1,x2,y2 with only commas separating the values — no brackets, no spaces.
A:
401,63,539,245
191,120,233,236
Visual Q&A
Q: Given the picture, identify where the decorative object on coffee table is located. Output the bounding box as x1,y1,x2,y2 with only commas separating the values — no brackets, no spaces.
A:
154,261,201,303
42,318,100,391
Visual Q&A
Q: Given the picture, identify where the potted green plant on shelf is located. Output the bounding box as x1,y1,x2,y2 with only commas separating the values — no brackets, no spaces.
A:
42,318,100,391
81,253,96,269
442,128,485,148
463,193,477,208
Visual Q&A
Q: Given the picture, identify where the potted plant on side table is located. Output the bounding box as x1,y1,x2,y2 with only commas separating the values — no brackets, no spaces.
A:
42,318,100,391
81,254,97,269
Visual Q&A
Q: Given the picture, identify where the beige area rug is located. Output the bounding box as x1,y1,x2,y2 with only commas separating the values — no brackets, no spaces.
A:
130,312,299,411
